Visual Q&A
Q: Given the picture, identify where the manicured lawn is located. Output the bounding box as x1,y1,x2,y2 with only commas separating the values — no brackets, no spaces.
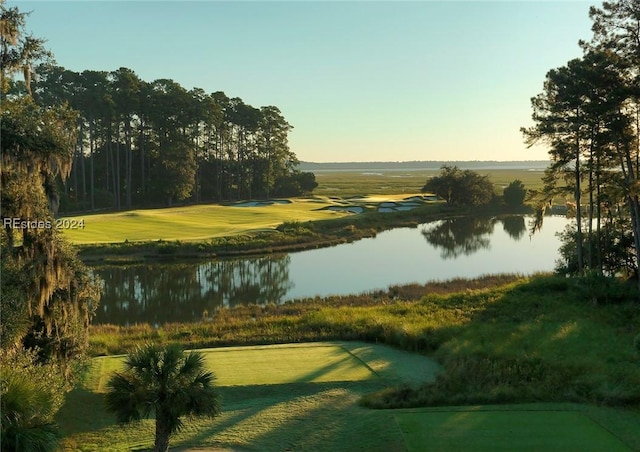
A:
89,343,379,389
60,195,432,245
395,408,631,451
57,341,639,451
58,341,438,451
200,343,377,385
60,199,344,244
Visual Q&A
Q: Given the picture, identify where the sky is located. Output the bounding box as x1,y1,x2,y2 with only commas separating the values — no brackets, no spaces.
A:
13,0,594,162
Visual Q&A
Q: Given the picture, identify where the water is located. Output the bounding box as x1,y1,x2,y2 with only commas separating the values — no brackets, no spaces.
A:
93,215,569,325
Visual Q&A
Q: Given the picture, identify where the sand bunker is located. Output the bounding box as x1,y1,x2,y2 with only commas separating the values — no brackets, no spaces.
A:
326,206,364,214
232,199,292,207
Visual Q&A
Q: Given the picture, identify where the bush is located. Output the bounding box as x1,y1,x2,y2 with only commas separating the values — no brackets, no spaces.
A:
277,221,314,235
503,179,527,207
572,272,637,304
0,350,70,452
361,355,582,409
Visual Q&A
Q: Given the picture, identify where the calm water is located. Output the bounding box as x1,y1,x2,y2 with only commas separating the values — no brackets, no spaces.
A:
93,215,568,325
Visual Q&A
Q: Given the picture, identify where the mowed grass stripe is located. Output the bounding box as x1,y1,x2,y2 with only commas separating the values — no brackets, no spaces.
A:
90,343,377,389
61,200,343,244
395,410,631,452
201,344,377,385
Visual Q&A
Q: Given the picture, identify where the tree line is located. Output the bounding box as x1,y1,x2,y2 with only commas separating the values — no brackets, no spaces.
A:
522,0,640,284
14,65,317,212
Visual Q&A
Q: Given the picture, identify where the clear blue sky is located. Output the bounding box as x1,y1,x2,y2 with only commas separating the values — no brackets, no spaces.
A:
14,1,593,162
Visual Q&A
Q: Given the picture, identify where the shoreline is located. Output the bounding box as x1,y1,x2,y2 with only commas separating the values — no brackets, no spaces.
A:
76,208,442,264
76,204,535,265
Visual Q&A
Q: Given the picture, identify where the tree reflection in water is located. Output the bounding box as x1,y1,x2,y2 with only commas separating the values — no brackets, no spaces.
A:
501,215,527,240
422,216,528,259
94,255,292,325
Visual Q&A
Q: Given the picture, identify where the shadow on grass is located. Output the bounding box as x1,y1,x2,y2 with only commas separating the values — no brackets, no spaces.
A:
292,351,377,383
176,381,404,451
55,386,116,435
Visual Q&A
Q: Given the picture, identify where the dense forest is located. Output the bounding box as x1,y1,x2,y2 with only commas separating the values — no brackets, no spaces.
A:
12,65,317,213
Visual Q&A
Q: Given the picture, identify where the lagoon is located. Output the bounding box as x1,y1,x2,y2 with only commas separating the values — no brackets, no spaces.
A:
93,215,569,325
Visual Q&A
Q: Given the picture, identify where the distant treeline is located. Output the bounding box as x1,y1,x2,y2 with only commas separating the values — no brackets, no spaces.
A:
298,161,550,171
27,66,317,213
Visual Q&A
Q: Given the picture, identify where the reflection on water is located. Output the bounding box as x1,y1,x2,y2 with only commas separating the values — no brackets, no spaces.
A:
94,215,567,325
422,217,495,258
502,216,527,240
95,256,292,325
422,216,528,258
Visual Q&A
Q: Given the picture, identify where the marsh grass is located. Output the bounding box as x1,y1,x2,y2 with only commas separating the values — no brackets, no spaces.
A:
313,169,546,197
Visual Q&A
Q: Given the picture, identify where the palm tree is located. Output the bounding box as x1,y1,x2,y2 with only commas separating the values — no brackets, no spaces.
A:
104,344,221,452
1,368,60,452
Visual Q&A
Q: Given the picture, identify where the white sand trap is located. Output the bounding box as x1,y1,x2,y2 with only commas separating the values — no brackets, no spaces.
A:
327,206,364,214
232,199,291,207
232,201,266,207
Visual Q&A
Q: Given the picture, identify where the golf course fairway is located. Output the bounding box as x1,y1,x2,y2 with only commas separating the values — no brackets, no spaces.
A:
60,199,343,244
57,342,637,451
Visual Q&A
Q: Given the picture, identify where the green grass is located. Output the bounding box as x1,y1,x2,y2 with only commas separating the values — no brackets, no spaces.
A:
89,275,640,408
60,168,545,246
56,341,640,451
61,199,346,244
89,343,380,388
84,342,439,392
56,342,439,451
61,195,446,248
58,275,640,450
395,407,631,451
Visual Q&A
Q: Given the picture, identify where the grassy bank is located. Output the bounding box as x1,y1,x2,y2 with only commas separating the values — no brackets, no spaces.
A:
67,273,640,450
66,275,640,451
69,198,534,263
89,274,640,408
71,199,460,263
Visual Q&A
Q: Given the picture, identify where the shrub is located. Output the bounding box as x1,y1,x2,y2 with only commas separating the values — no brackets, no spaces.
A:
503,179,527,207
572,272,638,304
361,355,582,409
